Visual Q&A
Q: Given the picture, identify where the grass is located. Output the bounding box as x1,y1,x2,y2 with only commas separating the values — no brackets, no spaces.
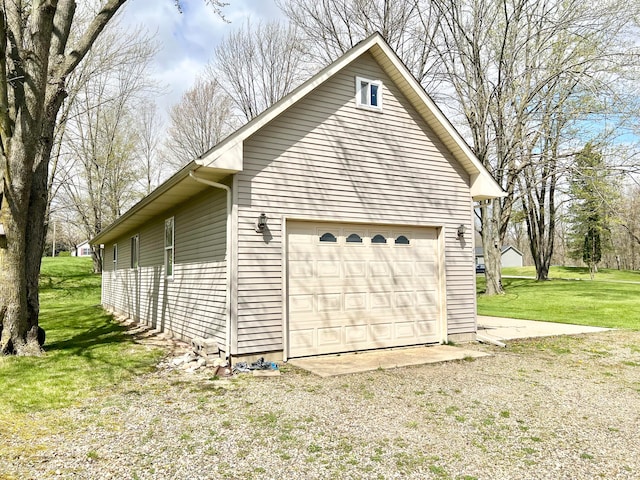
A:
2,258,636,411
502,265,640,283
477,274,640,330
0,257,164,414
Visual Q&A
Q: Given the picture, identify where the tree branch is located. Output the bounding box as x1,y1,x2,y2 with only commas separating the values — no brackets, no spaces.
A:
60,0,128,78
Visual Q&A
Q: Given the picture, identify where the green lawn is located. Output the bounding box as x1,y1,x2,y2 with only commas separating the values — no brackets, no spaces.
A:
0,257,163,414
2,258,637,418
502,265,640,282
477,275,640,330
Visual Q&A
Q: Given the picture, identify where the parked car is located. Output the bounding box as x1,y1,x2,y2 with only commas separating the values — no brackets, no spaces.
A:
476,264,486,274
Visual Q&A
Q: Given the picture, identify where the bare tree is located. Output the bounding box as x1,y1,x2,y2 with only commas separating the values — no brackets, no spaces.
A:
277,0,443,88
278,0,640,291
429,0,640,288
0,0,226,355
55,22,158,273
616,185,640,268
136,100,166,194
163,77,236,170
513,2,640,281
0,1,131,355
211,19,311,120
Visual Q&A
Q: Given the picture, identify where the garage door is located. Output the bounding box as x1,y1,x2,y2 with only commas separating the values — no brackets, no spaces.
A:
287,221,441,358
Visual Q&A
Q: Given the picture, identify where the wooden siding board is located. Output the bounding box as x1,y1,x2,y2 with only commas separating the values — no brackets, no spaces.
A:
235,52,475,355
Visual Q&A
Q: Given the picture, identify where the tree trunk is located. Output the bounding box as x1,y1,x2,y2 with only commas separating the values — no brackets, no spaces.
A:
25,84,68,331
480,199,505,295
92,248,103,274
25,144,52,328
0,0,59,355
0,0,143,355
0,177,40,355
536,262,550,281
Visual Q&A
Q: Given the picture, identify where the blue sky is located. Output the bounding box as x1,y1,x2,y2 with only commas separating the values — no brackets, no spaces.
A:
121,0,283,114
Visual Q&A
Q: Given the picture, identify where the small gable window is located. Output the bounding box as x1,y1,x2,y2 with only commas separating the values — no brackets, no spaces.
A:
371,234,387,244
346,233,363,243
395,235,410,245
356,76,382,110
320,232,337,243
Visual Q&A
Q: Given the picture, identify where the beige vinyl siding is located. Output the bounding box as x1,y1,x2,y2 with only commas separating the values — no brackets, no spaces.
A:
101,189,228,345
102,244,117,309
234,52,475,355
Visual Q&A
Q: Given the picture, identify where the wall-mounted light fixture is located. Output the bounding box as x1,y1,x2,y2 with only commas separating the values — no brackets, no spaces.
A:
255,213,268,233
457,224,466,240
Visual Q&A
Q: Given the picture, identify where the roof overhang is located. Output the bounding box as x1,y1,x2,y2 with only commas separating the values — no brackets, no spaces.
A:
198,33,505,201
93,33,504,246
365,41,505,201
90,162,237,245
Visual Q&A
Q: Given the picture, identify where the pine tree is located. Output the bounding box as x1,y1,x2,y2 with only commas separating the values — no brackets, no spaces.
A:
568,143,618,278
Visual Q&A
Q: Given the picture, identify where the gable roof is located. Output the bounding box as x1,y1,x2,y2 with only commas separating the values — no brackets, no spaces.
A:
196,32,504,199
475,245,524,257
92,33,504,246
501,245,524,256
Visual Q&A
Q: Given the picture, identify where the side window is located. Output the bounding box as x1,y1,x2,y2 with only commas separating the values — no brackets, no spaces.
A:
319,232,337,243
371,234,387,244
395,235,410,245
355,76,383,110
130,235,139,269
165,217,174,278
346,233,363,243
112,244,118,271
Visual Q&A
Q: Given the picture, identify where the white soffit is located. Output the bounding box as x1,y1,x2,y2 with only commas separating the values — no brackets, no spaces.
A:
90,163,229,245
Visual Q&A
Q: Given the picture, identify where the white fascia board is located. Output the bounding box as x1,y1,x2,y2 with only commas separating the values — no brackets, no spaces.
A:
197,35,383,167
470,173,508,201
371,40,505,201
197,139,243,172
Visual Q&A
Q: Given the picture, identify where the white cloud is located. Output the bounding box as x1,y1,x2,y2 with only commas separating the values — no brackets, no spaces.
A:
120,0,283,113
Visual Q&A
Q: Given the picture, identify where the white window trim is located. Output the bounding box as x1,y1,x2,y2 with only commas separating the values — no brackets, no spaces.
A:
355,76,383,111
164,217,174,279
113,243,118,271
130,234,139,269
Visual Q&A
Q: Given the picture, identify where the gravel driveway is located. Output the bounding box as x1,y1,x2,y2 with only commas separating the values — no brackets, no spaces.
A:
4,330,640,479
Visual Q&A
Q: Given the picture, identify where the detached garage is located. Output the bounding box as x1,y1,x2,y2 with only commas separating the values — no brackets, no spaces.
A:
92,33,503,362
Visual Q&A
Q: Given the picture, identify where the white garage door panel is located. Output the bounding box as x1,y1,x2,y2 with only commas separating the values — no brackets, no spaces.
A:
287,222,442,357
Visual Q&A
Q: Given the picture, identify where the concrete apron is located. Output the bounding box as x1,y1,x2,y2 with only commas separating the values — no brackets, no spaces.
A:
289,317,611,377
477,315,611,342
288,345,491,378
